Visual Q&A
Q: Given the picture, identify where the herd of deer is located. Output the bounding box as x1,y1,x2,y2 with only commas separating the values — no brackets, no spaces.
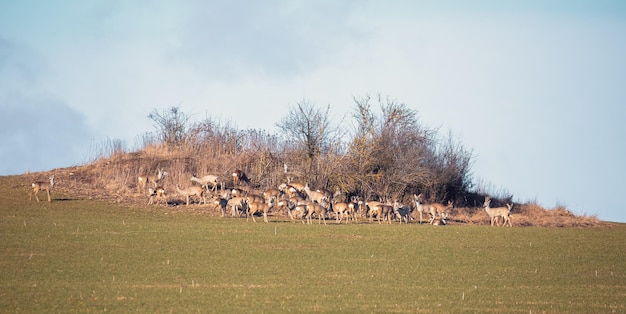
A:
28,169,514,226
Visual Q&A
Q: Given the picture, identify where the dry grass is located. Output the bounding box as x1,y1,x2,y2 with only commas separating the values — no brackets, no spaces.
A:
31,145,612,228
447,203,607,228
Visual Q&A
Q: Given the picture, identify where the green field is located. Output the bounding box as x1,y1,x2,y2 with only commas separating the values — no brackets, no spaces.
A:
1,175,625,313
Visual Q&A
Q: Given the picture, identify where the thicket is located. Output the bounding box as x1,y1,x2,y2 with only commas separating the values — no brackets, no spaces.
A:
87,94,473,207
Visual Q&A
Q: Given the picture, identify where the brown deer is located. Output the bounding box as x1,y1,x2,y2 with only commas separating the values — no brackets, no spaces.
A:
232,169,250,186
138,169,167,193
484,196,513,227
30,175,55,202
147,186,166,205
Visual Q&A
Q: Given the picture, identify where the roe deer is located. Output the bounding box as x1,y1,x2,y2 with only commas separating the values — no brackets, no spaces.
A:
176,185,205,206
232,169,250,186
147,186,166,205
246,198,275,223
483,196,513,227
431,212,449,226
430,201,454,224
412,194,436,224
190,174,220,192
30,175,55,202
138,169,167,192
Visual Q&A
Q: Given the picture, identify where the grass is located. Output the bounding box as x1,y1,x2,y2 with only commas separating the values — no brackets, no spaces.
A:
1,175,625,313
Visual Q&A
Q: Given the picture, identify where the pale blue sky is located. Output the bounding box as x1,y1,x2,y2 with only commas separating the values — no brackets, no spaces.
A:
1,1,625,222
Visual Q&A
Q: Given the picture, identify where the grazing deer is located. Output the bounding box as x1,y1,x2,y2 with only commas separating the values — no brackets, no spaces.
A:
138,169,167,192
30,175,55,202
232,169,250,186
283,200,306,224
483,196,513,227
190,174,220,192
227,196,248,217
210,196,229,217
246,198,275,223
176,185,205,206
147,186,166,205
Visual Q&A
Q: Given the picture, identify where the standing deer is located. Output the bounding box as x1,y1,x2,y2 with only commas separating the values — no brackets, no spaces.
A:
232,169,250,186
413,194,449,223
191,174,220,192
176,185,205,206
138,169,167,193
332,201,351,224
483,196,513,227
30,175,55,202
246,198,275,223
303,201,328,225
227,196,248,217
393,201,412,224
412,194,434,224
430,201,454,224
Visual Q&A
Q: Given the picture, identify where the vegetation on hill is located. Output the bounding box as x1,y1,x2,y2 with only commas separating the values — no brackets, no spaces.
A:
26,95,603,227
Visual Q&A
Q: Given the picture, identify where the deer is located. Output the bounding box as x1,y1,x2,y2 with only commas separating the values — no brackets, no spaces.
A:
430,212,449,226
246,194,265,204
175,184,205,206
412,194,438,224
232,169,250,186
210,196,229,217
303,184,329,205
283,200,307,224
332,201,351,224
147,186,166,205
30,175,55,202
138,169,167,193
430,201,454,224
484,196,513,227
227,196,248,217
393,201,412,224
364,201,381,223
263,188,282,202
305,202,328,225
349,196,363,220
231,188,247,198
379,203,394,224
191,174,220,192
246,198,275,223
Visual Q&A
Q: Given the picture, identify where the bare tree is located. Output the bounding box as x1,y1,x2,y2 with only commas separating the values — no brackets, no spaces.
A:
148,106,191,147
343,93,475,204
276,99,338,180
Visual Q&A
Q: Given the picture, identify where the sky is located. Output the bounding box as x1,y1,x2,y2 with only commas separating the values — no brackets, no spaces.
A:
1,0,625,222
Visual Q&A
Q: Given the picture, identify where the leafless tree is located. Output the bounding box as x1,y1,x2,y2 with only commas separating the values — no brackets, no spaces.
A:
148,106,191,147
276,99,338,181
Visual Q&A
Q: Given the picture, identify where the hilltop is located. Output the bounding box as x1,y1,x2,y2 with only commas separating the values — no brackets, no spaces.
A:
19,148,607,228
17,104,610,227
